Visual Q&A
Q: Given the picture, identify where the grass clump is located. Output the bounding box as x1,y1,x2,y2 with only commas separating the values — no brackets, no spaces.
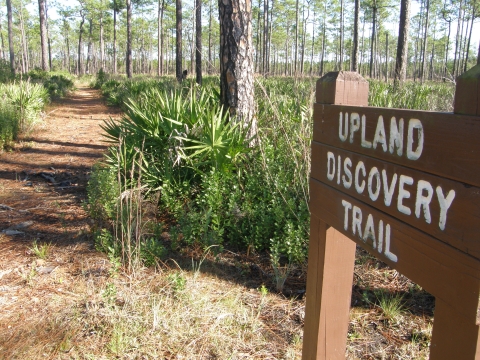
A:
30,240,52,260
368,80,455,111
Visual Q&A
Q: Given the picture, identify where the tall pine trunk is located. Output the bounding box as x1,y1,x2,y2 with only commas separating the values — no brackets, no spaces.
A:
38,0,49,70
463,6,475,72
158,0,164,76
394,0,410,85
100,5,104,71
208,0,213,73
369,4,377,78
218,0,256,140
176,0,182,81
195,0,202,84
126,0,133,78
77,13,85,75
113,8,117,74
420,0,430,83
351,0,359,71
6,0,14,74
294,0,299,75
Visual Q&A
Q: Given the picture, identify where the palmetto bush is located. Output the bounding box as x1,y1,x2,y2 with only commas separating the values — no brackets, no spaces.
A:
0,81,49,149
94,76,315,265
101,85,249,191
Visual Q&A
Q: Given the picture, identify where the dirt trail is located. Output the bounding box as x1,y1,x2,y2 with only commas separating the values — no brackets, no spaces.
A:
0,88,122,356
0,87,121,243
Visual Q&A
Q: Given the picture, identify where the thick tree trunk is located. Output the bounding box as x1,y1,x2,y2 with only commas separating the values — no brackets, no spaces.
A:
6,0,14,74
394,0,410,86
195,0,202,84
351,0,359,72
176,0,182,81
218,0,256,140
38,0,49,71
126,0,133,78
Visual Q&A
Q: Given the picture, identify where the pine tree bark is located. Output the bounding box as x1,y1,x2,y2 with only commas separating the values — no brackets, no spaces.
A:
453,0,463,77
38,0,49,71
6,0,14,74
18,0,29,72
45,0,52,70
420,0,430,83
464,6,475,72
100,5,105,71
113,5,117,74
208,0,213,73
339,0,343,70
86,19,94,74
176,0,182,81
262,0,268,76
369,4,377,78
352,0,359,71
394,0,410,86
195,0,202,84
294,0,299,75
158,0,165,76
218,0,257,140
77,12,85,75
126,0,133,78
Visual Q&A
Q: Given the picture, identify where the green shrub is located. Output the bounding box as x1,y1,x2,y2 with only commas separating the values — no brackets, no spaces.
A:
0,81,49,148
0,104,19,149
85,163,119,223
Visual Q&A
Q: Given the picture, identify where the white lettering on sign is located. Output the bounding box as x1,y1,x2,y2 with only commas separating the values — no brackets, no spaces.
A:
338,113,424,160
341,199,398,262
326,152,456,231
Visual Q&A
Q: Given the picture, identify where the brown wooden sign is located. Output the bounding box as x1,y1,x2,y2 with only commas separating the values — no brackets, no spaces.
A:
302,67,480,360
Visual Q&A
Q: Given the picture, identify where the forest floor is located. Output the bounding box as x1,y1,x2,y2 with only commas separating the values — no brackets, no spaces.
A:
0,86,433,359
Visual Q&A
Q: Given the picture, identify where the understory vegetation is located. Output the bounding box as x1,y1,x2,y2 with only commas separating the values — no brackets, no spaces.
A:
0,61,74,150
86,72,455,278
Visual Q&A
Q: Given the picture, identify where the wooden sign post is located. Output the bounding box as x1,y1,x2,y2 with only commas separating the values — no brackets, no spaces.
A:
302,66,480,359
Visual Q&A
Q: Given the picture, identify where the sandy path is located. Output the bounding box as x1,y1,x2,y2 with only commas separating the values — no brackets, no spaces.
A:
0,87,121,243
